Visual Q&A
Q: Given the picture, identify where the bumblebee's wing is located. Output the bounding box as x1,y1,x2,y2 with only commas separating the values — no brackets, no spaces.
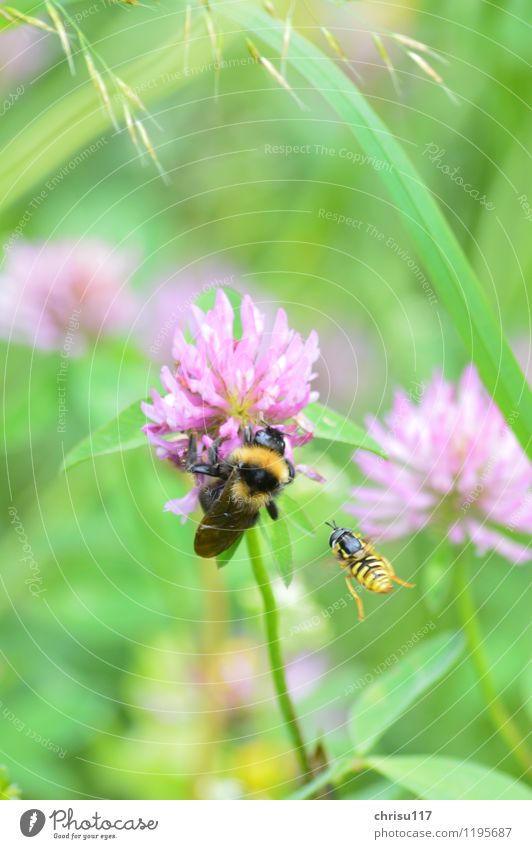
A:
194,478,258,558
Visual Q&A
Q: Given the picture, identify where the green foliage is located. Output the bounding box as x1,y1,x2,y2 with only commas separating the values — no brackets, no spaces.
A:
61,400,148,471
280,493,315,536
420,556,454,614
349,632,465,755
367,755,532,801
218,2,532,458
260,514,293,587
0,765,20,800
1,0,530,802
305,402,384,455
216,535,244,568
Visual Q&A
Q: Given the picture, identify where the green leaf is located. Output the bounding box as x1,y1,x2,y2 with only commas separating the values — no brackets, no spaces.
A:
260,515,294,586
217,2,532,457
0,12,212,208
61,400,147,472
280,492,315,535
216,534,245,568
368,755,532,800
521,663,532,725
0,765,20,800
305,402,385,456
290,758,353,800
421,557,453,614
350,631,465,755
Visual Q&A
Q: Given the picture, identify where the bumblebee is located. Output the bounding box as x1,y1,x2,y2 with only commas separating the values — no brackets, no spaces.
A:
326,521,414,621
188,426,295,558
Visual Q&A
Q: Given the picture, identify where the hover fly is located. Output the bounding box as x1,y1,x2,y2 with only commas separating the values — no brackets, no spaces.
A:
327,522,414,621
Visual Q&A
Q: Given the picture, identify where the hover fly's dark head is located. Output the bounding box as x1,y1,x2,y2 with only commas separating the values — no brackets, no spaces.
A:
253,426,286,456
326,521,363,554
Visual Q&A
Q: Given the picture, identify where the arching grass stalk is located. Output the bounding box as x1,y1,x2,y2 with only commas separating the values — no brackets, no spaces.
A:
246,527,312,778
455,556,531,776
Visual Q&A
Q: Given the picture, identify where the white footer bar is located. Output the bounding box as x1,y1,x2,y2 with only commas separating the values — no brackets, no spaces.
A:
2,799,529,848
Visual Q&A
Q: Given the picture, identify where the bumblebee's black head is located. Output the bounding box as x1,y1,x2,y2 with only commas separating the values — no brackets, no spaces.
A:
253,426,286,456
238,464,280,494
326,522,363,554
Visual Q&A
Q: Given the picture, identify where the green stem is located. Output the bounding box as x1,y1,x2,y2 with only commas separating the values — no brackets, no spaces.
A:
455,559,531,775
246,527,312,777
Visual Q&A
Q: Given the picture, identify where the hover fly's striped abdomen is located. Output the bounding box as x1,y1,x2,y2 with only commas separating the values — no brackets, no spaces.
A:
327,522,414,621
328,526,393,593
350,555,393,594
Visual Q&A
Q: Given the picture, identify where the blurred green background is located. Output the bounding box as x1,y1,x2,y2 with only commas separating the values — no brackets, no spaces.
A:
0,0,530,799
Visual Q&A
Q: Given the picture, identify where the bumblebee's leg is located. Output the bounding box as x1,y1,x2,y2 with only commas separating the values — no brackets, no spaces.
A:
266,500,279,521
345,576,365,622
243,424,253,444
199,481,225,513
286,459,296,481
390,574,416,588
207,439,221,465
188,462,214,477
186,433,198,468
187,434,229,478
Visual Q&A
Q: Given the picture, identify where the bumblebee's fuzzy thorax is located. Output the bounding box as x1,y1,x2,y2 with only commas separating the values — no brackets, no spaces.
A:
191,426,294,559
231,445,291,487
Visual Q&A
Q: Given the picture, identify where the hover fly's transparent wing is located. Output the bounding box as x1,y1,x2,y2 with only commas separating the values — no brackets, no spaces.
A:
194,478,258,558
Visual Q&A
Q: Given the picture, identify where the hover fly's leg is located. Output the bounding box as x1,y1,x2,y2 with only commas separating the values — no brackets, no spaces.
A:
345,576,365,622
266,500,279,521
386,557,415,588
286,459,296,482
390,574,416,588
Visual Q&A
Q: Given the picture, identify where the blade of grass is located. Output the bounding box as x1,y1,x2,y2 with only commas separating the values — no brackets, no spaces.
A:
216,2,532,458
0,13,212,207
3,1,530,456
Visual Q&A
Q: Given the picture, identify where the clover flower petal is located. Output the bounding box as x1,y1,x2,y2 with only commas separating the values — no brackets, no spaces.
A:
143,291,320,517
348,365,531,564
